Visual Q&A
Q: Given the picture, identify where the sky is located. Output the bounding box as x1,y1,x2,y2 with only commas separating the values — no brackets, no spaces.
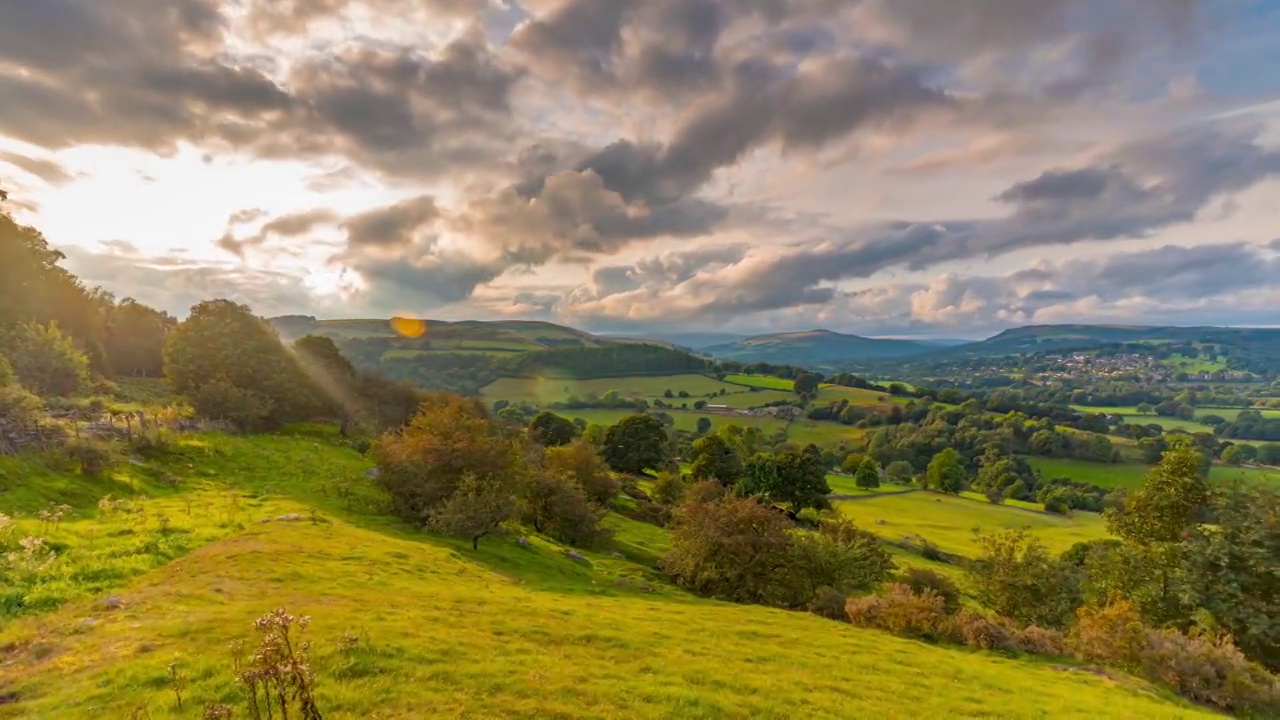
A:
2,0,1280,339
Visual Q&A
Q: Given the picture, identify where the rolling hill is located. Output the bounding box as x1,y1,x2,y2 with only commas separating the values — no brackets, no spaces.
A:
702,330,936,365
943,324,1280,357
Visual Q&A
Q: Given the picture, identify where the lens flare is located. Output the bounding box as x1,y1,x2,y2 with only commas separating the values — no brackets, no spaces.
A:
390,316,427,338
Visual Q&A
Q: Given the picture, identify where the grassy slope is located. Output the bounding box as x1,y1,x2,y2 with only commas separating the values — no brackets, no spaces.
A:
482,374,742,406
1026,457,1279,491
0,433,1209,719
835,491,1110,556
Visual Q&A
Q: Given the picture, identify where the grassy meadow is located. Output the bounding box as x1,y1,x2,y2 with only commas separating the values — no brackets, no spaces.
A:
481,373,744,406
1027,457,1279,491
835,491,1110,557
0,429,1214,719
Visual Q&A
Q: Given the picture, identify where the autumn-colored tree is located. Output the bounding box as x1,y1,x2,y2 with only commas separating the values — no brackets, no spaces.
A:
545,438,619,505
374,395,519,524
778,518,896,608
519,468,611,548
662,491,796,604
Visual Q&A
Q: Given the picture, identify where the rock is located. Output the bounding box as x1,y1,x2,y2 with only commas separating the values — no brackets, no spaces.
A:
565,550,587,561
517,537,530,547
610,551,624,559
364,468,381,479
99,596,124,610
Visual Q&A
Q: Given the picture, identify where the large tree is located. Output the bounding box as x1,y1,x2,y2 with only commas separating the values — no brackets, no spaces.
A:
104,299,175,377
690,433,743,486
925,448,966,494
854,457,881,490
602,414,670,475
528,411,579,447
164,299,319,428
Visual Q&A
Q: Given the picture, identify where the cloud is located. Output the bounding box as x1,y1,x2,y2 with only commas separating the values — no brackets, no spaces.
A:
0,151,75,185
217,209,341,258
342,196,440,249
61,246,327,318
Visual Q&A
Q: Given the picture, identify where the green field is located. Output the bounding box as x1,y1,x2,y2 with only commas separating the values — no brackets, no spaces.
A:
825,474,910,495
724,374,796,390
483,374,748,406
1162,354,1227,373
1027,457,1280,491
836,491,1110,557
0,431,1211,719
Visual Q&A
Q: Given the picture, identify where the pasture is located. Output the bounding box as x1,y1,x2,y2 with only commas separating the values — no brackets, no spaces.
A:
835,490,1110,557
481,374,743,406
0,431,1211,719
1027,457,1279,491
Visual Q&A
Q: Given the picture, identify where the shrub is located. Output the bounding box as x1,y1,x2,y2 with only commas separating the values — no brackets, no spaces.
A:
520,469,612,548
1017,625,1069,657
192,379,272,430
0,353,13,387
235,609,323,720
429,471,517,550
1140,628,1279,715
808,586,849,622
2,322,90,396
895,567,962,614
64,438,118,477
662,492,794,605
967,530,1082,629
651,471,687,508
0,384,43,424
845,584,952,641
545,439,619,505
779,519,896,608
950,609,1020,652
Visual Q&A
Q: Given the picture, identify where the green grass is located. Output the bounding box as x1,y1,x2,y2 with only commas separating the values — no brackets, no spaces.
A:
1162,355,1226,373
825,474,911,495
723,374,795,391
1027,457,1280,491
835,491,1110,557
786,420,865,449
483,374,745,406
0,432,1211,719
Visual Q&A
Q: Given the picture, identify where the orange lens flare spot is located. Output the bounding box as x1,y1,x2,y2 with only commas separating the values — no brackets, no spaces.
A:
390,316,427,338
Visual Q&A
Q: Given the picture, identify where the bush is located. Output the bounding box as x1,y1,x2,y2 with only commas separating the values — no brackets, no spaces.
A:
0,353,13,387
651,471,687,507
895,567,962,614
0,384,43,424
967,530,1082,629
1017,624,1069,657
662,492,794,605
520,469,612,548
545,439,619,505
808,586,849,622
128,428,177,458
1072,599,1279,715
64,438,118,477
192,379,272,430
845,584,952,641
2,322,90,396
949,609,1020,653
779,519,896,608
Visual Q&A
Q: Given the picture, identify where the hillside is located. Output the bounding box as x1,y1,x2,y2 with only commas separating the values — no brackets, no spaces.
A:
0,431,1214,719
703,330,935,365
944,324,1280,357
269,316,608,350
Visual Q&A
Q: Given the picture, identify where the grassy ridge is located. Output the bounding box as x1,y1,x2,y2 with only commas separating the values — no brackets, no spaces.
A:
0,432,1211,718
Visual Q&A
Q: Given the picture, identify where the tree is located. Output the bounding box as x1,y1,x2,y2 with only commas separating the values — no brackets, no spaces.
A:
104,299,173,377
375,395,519,524
431,472,517,550
602,414,670,475
1177,483,1280,670
925,448,966,494
528,411,579,447
1106,446,1209,545
840,453,867,474
690,433,742,486
967,530,1082,628
545,439,619,505
1136,403,1155,415
766,446,832,511
1220,444,1242,465
854,457,880,489
695,416,712,435
793,372,821,395
662,491,796,604
164,300,318,427
1,321,90,396
192,379,272,428
519,469,611,548
779,519,896,608
885,460,914,483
